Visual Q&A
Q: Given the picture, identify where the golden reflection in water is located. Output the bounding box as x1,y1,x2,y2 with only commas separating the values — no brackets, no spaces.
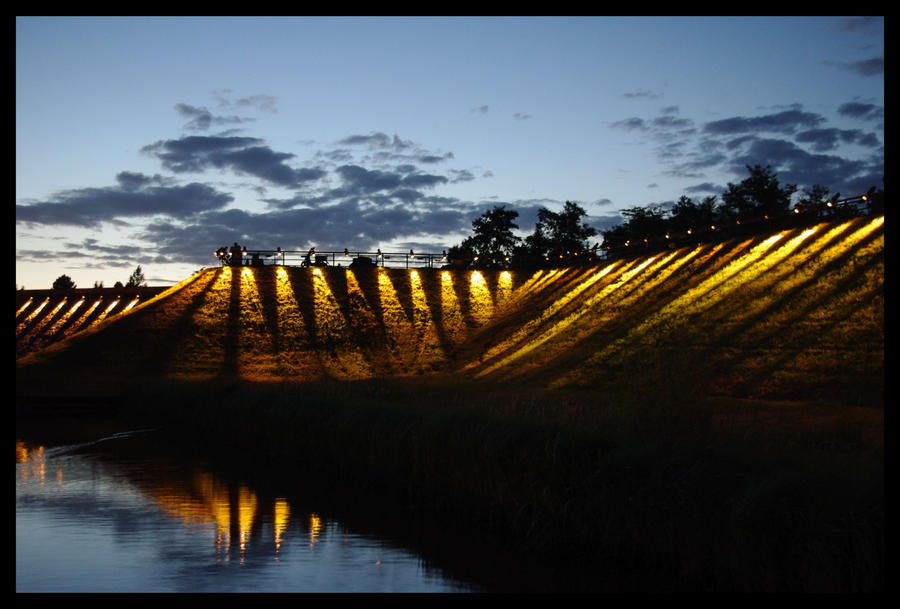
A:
309,513,323,548
312,268,372,380
274,499,290,559
17,442,46,485
238,485,257,562
468,271,494,326
440,271,467,347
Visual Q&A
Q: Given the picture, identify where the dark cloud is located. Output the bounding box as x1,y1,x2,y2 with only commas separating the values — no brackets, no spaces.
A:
141,136,326,188
174,103,251,131
834,16,883,35
823,57,884,77
134,198,477,264
610,117,647,131
338,131,454,166
623,89,662,99
609,101,882,201
794,127,880,152
726,137,881,194
837,101,884,122
16,176,233,229
213,90,278,113
703,108,825,136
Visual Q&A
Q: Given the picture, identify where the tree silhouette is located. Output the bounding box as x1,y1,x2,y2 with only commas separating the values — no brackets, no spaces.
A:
52,274,76,290
125,265,146,288
521,201,596,260
452,205,521,267
720,164,797,222
668,195,719,234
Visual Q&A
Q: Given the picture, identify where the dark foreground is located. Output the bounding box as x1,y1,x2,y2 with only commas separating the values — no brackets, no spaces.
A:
18,375,883,592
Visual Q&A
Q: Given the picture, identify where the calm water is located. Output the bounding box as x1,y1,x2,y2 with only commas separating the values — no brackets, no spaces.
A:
16,419,484,593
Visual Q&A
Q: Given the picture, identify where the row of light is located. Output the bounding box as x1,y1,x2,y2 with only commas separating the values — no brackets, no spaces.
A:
219,246,449,260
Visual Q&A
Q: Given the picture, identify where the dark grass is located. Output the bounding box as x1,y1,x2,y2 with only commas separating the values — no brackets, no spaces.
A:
102,373,884,592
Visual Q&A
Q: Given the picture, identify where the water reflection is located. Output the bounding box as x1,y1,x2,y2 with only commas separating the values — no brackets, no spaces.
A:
15,427,475,592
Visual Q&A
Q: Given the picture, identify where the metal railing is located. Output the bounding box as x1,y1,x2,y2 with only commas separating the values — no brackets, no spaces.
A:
215,248,449,269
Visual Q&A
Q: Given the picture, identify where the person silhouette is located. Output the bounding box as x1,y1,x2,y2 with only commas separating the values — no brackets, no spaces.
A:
229,242,242,267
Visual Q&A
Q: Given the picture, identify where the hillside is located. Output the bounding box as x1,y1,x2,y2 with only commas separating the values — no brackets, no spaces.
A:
16,215,883,406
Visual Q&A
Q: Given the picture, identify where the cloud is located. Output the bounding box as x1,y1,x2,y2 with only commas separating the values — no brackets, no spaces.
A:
794,127,880,152
823,57,884,77
609,117,647,131
213,90,278,112
623,89,662,99
141,135,326,188
837,101,884,122
174,103,252,131
703,108,825,136
338,131,454,166
609,101,883,199
16,174,234,229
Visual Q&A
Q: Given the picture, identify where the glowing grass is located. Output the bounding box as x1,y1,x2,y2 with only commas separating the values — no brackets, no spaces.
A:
311,268,373,380
16,298,34,318
409,269,447,370
377,269,418,371
16,297,48,336
468,271,494,326
440,271,468,347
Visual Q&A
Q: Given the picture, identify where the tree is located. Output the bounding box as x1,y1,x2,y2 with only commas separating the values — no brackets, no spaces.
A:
522,201,597,260
668,195,719,233
720,164,797,222
125,265,146,288
456,205,521,267
52,274,76,290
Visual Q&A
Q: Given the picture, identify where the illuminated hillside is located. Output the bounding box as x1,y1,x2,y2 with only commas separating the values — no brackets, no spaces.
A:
16,216,883,405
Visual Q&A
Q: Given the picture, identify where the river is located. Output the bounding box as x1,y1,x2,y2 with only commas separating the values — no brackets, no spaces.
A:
16,415,591,593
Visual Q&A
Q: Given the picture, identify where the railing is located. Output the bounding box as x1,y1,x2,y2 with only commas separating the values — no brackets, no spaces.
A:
212,191,882,271
216,248,449,269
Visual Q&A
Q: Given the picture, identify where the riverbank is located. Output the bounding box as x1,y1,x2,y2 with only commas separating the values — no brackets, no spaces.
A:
53,375,878,592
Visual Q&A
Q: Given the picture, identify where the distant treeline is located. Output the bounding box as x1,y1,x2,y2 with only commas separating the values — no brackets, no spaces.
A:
599,164,883,260
449,164,884,269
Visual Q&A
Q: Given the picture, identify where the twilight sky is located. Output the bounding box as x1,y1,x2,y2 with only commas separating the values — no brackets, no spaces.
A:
16,16,884,288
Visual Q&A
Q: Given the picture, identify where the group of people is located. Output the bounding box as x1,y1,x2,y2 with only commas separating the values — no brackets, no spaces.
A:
216,242,246,267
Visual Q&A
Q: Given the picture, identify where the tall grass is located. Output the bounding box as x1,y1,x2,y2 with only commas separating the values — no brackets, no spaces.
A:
125,373,882,592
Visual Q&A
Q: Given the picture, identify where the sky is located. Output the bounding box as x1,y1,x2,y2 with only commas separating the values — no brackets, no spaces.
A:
16,16,884,289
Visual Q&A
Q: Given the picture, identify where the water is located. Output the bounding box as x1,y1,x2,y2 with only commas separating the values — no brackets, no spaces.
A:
16,419,482,593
